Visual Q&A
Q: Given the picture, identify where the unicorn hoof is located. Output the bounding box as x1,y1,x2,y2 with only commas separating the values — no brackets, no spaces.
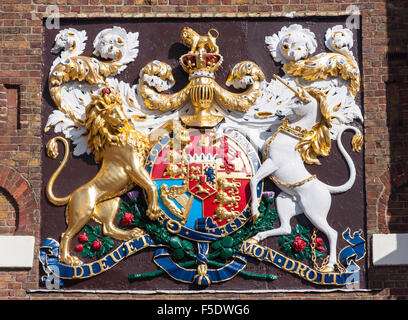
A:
319,265,335,273
246,237,259,245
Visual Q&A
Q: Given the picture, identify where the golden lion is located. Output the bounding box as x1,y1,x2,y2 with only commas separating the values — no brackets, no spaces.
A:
46,87,161,265
180,27,219,55
213,190,241,209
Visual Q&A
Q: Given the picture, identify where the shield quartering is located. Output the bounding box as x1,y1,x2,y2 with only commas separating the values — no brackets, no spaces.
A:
146,128,262,236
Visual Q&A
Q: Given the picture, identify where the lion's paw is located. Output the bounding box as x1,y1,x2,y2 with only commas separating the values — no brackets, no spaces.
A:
146,207,161,221
129,227,147,238
59,254,83,266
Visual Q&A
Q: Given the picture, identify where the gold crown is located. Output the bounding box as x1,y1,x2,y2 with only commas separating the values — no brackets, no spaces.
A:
179,52,223,77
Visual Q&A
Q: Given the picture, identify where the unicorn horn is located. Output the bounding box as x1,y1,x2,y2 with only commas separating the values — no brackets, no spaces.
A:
273,75,310,103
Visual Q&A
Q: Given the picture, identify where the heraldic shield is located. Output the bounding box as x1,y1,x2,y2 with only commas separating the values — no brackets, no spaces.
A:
146,126,263,240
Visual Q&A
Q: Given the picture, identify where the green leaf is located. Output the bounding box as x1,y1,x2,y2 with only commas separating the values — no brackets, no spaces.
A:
130,218,141,228
211,240,222,250
173,248,185,260
316,250,325,259
93,225,101,235
304,247,312,259
265,197,274,206
258,201,266,213
282,242,292,255
120,202,130,213
104,237,114,248
81,247,91,257
295,250,306,261
181,240,193,251
299,234,309,242
295,224,310,235
98,246,106,258
84,225,93,235
87,234,97,242
220,247,234,259
221,236,234,248
278,236,286,246
169,237,182,249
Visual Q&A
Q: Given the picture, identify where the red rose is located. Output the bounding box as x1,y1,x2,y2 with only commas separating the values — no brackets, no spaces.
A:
314,237,323,246
78,233,88,243
120,212,134,226
314,237,325,251
91,239,102,251
292,236,306,252
75,244,83,251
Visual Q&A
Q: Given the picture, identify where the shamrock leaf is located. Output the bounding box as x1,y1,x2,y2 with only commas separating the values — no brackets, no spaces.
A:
221,236,234,248
220,247,235,260
181,239,193,251
168,236,193,260
169,236,182,249
173,248,185,260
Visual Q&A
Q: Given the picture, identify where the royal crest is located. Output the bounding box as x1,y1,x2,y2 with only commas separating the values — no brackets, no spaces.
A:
40,23,366,290
146,126,262,241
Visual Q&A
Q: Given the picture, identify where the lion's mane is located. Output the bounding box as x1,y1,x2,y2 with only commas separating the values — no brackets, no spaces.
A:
84,90,149,164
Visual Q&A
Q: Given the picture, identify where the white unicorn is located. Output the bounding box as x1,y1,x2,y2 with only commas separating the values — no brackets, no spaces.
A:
249,75,363,272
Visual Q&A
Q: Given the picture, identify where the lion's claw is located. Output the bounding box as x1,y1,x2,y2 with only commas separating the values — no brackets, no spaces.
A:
59,254,83,266
146,206,161,221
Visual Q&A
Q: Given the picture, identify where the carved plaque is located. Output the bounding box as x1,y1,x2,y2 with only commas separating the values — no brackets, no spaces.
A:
40,18,366,291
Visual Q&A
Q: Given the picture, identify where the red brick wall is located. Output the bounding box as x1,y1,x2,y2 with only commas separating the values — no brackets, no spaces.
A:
0,0,407,300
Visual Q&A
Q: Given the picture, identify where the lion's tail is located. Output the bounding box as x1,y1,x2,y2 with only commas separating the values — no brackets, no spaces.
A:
45,136,71,206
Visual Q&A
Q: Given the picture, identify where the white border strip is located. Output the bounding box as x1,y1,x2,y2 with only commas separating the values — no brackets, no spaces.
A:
28,288,374,295
0,236,35,268
372,233,408,265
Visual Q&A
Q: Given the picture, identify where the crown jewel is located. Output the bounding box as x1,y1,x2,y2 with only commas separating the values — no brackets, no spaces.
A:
180,52,223,76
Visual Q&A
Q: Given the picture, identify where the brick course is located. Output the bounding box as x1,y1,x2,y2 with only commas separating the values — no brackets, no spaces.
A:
0,0,407,300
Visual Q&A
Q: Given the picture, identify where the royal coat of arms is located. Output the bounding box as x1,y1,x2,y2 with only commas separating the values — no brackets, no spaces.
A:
40,21,366,290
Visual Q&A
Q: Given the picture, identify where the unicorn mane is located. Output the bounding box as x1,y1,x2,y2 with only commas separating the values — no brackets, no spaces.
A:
295,87,332,165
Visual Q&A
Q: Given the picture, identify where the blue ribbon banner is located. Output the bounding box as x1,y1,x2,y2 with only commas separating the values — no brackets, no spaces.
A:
39,228,365,287
39,236,156,283
152,248,247,285
239,228,366,286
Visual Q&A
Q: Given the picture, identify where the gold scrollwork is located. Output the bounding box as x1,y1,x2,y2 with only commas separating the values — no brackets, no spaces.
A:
138,27,265,128
166,219,183,234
